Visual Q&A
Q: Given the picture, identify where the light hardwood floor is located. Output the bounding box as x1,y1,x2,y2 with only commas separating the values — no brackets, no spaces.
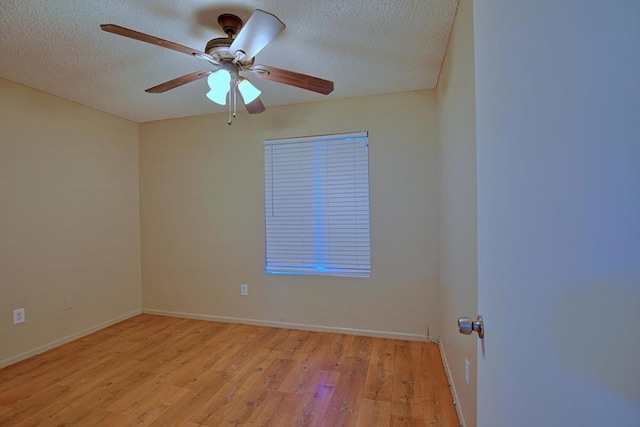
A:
0,314,459,426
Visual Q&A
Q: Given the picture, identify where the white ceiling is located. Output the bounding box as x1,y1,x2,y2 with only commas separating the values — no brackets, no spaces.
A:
0,0,459,123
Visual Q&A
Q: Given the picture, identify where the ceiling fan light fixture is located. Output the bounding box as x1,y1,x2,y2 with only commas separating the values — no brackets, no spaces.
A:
206,89,227,105
206,69,231,105
237,78,261,104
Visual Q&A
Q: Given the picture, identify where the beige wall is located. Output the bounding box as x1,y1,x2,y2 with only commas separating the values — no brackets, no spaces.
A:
436,1,478,426
0,79,141,366
139,91,441,338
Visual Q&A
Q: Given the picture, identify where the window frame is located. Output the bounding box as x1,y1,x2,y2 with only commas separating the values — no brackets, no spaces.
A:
263,131,371,278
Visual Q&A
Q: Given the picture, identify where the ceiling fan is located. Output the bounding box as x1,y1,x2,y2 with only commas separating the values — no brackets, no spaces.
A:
101,9,334,123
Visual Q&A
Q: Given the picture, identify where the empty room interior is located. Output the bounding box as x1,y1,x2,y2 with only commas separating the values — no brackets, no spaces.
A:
2,0,639,426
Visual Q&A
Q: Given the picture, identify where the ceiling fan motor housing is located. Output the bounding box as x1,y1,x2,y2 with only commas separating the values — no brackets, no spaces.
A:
205,37,254,67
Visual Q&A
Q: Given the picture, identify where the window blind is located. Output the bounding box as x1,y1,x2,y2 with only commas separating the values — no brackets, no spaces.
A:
264,132,371,278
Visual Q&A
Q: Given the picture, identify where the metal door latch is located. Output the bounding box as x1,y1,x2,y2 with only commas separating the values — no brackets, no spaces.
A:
458,315,484,339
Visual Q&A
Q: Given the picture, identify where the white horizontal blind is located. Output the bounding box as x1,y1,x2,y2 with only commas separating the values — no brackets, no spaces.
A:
264,132,370,278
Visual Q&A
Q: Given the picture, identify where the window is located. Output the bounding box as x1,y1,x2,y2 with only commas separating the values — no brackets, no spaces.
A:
263,132,371,278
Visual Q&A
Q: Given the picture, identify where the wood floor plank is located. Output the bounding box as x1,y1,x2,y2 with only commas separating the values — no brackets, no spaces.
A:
356,398,392,426
190,349,275,425
8,359,155,426
148,370,231,426
216,357,296,425
84,408,128,425
0,351,78,382
323,355,371,426
265,328,310,356
323,333,352,371
118,385,191,425
290,330,324,359
0,385,73,426
417,342,459,426
347,335,375,360
363,338,396,402
276,332,327,395
291,369,340,425
248,390,302,427
0,355,85,404
0,315,459,426
391,341,425,421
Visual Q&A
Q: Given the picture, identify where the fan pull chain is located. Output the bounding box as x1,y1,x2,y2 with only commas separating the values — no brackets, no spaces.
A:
227,90,232,126
227,85,238,126
233,86,237,118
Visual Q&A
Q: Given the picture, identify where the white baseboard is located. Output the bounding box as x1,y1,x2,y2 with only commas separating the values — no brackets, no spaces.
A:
438,341,466,427
0,309,142,369
142,308,427,342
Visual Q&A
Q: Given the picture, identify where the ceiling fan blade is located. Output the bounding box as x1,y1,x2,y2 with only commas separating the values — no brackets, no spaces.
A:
145,70,213,94
100,24,214,62
229,10,285,61
250,65,334,95
243,96,266,114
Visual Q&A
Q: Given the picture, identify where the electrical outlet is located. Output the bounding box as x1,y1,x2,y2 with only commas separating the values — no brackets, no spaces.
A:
464,358,470,385
13,308,25,325
64,297,73,310
240,284,248,296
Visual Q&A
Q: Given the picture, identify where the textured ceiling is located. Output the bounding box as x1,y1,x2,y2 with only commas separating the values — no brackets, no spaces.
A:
0,0,459,123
